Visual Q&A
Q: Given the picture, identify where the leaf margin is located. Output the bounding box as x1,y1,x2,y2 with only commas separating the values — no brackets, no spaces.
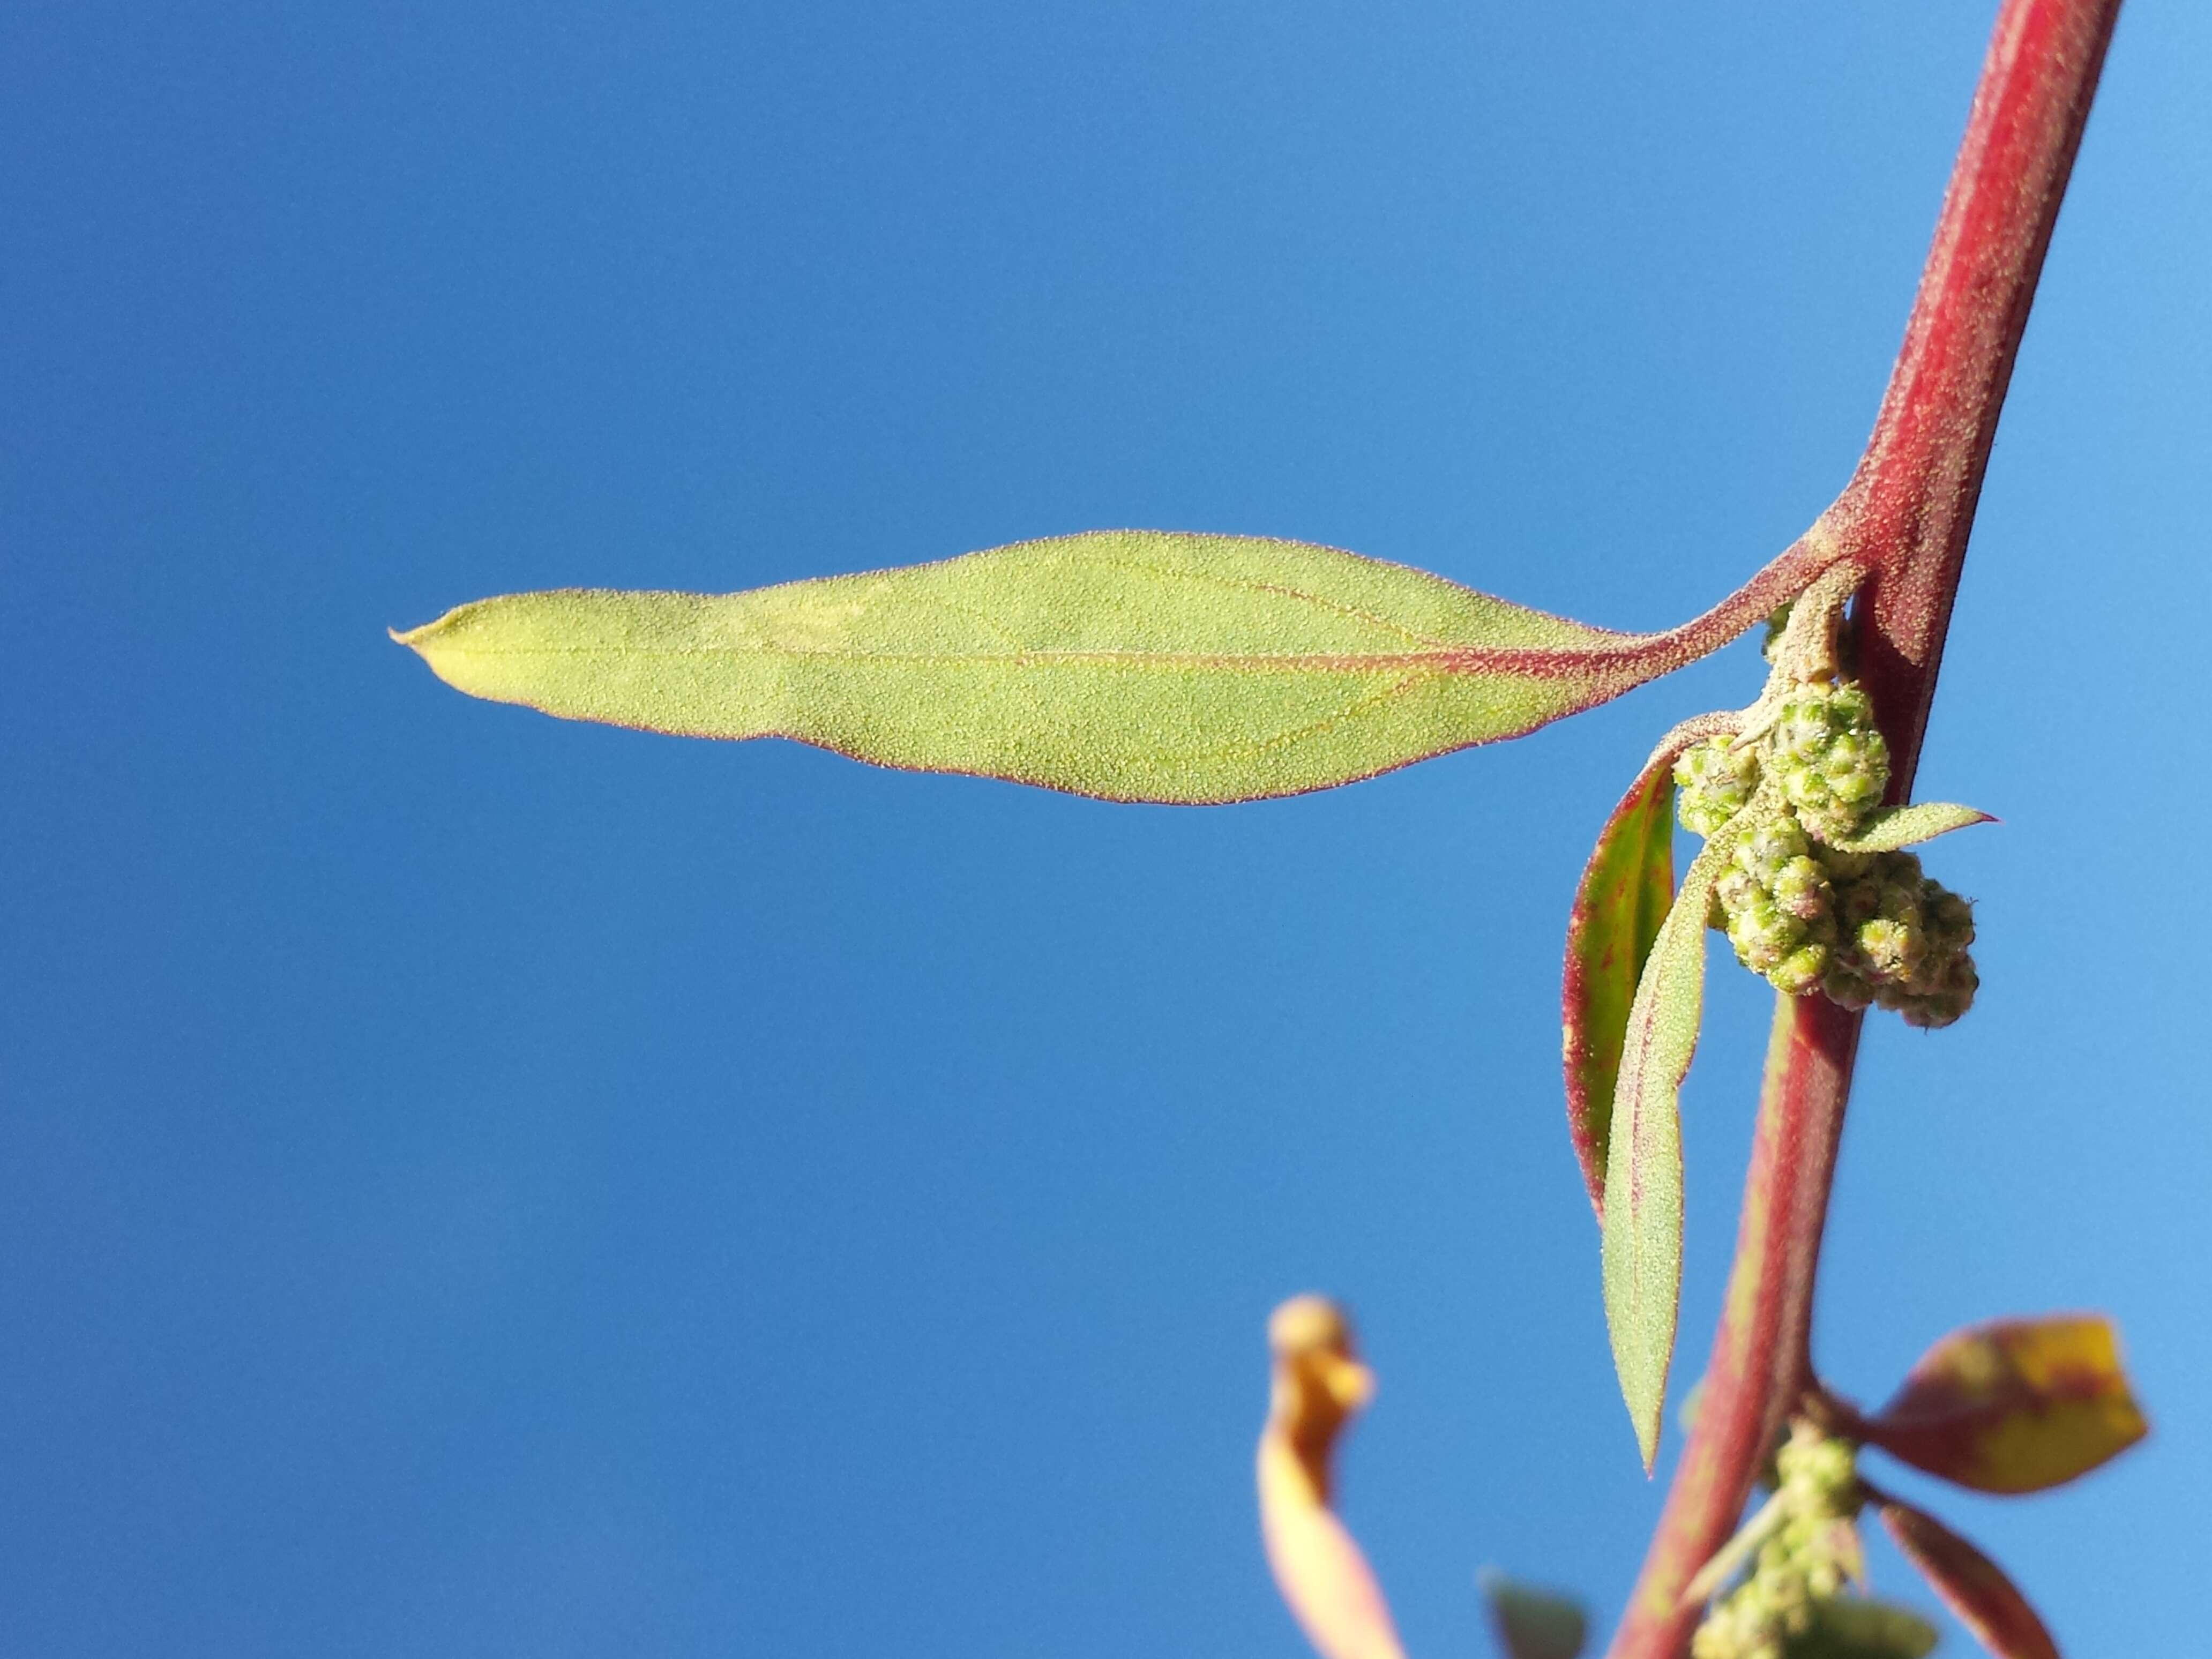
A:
1601,833,1730,1471
395,528,1845,805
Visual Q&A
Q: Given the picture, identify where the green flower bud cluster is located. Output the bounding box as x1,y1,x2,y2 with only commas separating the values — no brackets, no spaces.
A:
1769,682,1889,843
1819,850,1979,1029
1672,675,1977,1026
1707,815,1834,996
1691,1429,1865,1659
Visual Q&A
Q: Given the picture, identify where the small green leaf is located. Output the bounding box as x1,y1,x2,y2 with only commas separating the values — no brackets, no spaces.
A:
1787,1598,1940,1658
396,531,1694,804
1562,752,1679,1219
1862,1313,2148,1494
1878,1499,2058,1659
1477,1569,1587,1659
1601,836,1728,1471
1822,802,1993,853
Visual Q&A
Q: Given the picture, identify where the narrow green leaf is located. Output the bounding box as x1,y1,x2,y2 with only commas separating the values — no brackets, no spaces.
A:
1878,1499,2059,1659
1679,1490,1788,1606
1822,802,1993,853
1601,837,1727,1471
1477,1569,1587,1659
1562,749,1683,1219
395,530,1686,804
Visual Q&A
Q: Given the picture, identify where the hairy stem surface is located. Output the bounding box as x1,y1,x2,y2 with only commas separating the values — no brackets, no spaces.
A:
1605,3,2122,1653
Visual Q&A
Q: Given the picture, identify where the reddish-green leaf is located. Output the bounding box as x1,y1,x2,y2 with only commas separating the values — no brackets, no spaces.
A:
1478,1569,1587,1659
1562,750,1681,1219
1862,1314,2147,1494
395,531,1718,805
1601,836,1728,1471
1879,1499,2058,1659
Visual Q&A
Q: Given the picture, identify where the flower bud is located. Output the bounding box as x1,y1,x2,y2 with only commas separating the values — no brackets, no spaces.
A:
1774,692,1835,765
1923,883,1976,954
1732,818,1810,887
1676,738,1760,836
1820,964,1877,1011
1768,943,1829,996
1728,900,1804,974
1714,867,1763,920
1855,915,1924,978
1770,857,1832,922
1901,955,1979,1029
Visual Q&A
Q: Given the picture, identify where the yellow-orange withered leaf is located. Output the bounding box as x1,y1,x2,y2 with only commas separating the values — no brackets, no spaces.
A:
1862,1313,2148,1495
1258,1296,1408,1659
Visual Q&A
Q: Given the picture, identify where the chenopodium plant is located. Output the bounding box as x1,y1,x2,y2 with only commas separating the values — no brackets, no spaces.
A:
397,2,2146,1656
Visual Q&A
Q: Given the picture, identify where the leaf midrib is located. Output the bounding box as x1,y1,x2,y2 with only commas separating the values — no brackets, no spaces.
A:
423,641,1668,676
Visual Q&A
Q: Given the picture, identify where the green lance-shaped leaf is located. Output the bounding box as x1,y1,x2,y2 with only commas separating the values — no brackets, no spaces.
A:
1860,1313,2147,1494
394,531,1700,805
1564,729,1727,1219
1601,834,1729,1472
1878,1498,2059,1659
1822,801,1994,854
1478,1568,1587,1659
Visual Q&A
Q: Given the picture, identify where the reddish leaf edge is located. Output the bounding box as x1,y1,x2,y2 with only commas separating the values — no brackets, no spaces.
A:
1563,715,1740,1219
397,530,1844,807
1869,1488,2060,1659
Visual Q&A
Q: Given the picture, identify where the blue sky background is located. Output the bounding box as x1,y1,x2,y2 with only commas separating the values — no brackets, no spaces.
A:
3,3,2206,1654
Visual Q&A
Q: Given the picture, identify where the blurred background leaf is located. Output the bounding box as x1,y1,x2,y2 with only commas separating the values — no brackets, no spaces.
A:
1878,1499,2058,1659
1478,1568,1586,1659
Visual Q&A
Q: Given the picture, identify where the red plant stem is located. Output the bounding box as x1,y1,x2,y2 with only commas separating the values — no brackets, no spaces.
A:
1605,4,2121,1655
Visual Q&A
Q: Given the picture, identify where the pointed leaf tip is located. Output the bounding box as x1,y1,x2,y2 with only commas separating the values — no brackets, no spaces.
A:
1863,1313,2147,1494
1479,1570,1587,1659
392,532,1691,803
1822,801,1994,853
1259,1297,1406,1659
1601,838,1727,1470
1879,1499,2059,1659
